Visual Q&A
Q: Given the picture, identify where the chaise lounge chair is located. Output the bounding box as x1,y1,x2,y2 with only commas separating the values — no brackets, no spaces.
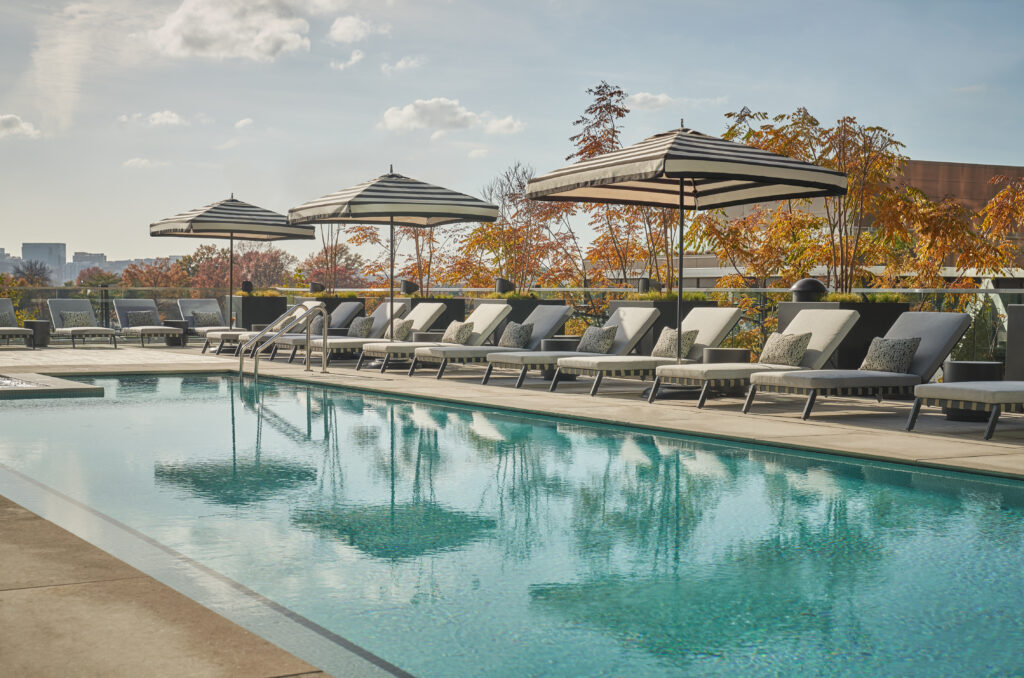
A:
359,302,511,373
482,306,661,389
0,298,35,349
744,311,971,419
113,299,186,347
47,298,118,348
177,299,232,351
907,381,1024,440
205,301,321,355
650,308,860,407
411,304,574,379
307,300,414,364
269,301,364,362
554,306,743,396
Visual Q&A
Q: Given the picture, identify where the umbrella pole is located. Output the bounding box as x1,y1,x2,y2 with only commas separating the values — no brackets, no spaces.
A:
676,179,685,362
389,216,395,339
229,233,235,327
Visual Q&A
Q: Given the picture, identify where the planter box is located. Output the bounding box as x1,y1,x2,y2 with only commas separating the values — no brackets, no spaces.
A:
475,298,568,339
1006,305,1024,380
227,295,288,330
607,299,718,355
778,301,909,369
410,297,467,331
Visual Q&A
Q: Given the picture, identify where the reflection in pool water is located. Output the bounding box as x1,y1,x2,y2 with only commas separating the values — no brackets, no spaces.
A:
1,375,1022,677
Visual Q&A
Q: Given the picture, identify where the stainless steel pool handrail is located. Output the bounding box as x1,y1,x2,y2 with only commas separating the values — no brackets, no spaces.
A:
239,303,329,380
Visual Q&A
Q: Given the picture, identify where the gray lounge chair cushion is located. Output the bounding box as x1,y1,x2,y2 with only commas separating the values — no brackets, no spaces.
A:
657,361,804,381
0,310,15,327
651,328,699,358
559,355,686,372
914,381,1024,404
759,332,812,366
125,310,159,328
192,311,223,327
441,320,474,344
750,369,920,390
679,307,744,360
61,310,95,328
327,301,364,329
498,322,533,348
417,345,521,361
519,305,573,350
781,309,861,369
348,316,374,338
577,325,617,354
460,303,512,345
488,350,604,368
883,311,970,379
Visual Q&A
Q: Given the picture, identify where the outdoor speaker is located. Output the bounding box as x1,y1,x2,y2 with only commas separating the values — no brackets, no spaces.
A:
400,279,419,295
636,277,651,293
790,278,828,302
240,280,254,293
309,282,325,293
494,277,515,294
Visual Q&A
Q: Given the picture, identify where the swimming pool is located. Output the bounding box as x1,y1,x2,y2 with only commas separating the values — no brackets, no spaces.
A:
1,374,1022,676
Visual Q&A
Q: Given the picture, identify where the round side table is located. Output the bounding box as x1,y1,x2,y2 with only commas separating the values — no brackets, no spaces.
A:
540,337,580,379
703,347,751,364
942,360,1003,421
163,320,190,347
23,319,50,348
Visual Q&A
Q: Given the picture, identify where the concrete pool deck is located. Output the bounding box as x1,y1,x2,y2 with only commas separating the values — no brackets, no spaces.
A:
1,343,1022,676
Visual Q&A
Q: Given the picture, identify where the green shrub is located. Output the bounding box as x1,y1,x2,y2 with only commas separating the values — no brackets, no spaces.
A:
823,292,863,303
624,291,709,302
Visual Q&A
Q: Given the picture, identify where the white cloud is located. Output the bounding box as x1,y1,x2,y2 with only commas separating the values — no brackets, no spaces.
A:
379,98,524,137
327,15,389,43
122,157,168,168
117,110,190,127
234,117,254,129
381,55,424,75
627,92,674,111
0,114,42,140
15,1,159,131
468,147,488,159
483,115,525,135
214,138,240,150
626,93,728,112
149,0,311,62
329,50,364,71
379,97,479,133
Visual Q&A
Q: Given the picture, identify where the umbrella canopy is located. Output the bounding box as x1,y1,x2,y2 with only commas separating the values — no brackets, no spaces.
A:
525,126,847,208
288,172,499,227
289,171,498,336
150,197,315,323
525,124,848,364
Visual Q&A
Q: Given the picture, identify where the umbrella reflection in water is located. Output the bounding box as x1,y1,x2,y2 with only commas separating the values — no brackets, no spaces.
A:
292,403,495,561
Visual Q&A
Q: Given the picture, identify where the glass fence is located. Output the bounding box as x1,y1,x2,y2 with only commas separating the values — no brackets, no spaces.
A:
2,285,1021,361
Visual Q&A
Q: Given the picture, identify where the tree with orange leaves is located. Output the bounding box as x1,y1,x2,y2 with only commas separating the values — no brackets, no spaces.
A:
120,258,189,287
345,222,458,295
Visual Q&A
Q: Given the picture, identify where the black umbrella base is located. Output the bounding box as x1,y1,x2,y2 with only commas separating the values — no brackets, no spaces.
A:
643,385,703,401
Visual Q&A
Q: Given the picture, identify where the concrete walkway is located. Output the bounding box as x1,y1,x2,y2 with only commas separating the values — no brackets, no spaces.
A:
0,495,322,678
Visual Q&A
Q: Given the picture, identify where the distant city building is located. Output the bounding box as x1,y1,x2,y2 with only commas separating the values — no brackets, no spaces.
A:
0,248,22,276
67,251,110,282
21,243,67,284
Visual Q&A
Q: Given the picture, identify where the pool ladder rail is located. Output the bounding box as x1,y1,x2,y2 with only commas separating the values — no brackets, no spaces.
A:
238,302,329,381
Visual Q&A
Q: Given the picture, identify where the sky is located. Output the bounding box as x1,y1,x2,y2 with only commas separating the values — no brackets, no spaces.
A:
0,0,1022,263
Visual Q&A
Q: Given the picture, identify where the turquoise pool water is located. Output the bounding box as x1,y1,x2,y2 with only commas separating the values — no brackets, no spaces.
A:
1,375,1023,676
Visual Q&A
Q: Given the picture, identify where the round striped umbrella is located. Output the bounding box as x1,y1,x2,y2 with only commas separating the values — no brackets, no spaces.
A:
289,171,498,336
150,196,315,324
525,123,848,362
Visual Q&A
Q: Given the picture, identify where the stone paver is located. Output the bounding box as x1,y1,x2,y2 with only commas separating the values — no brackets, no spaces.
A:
0,496,323,678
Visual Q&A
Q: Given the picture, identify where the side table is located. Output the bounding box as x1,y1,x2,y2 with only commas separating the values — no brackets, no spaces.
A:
703,347,751,364
540,337,580,379
23,319,50,348
163,320,189,347
943,360,1003,421
411,330,445,342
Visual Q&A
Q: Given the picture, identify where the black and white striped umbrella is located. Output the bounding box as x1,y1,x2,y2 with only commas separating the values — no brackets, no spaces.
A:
288,172,498,227
525,123,848,368
289,171,498,336
150,197,315,323
525,126,847,209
